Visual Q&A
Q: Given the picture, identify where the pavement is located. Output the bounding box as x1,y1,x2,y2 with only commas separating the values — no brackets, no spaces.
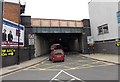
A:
0,56,49,77
0,53,119,77
81,54,119,65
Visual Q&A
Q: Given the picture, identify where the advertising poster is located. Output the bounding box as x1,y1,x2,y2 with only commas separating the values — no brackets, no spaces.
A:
2,18,24,47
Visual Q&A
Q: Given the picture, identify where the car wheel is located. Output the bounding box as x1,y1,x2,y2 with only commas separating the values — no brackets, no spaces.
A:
62,60,64,62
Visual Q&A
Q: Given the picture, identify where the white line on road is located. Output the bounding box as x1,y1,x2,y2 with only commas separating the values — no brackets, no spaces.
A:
62,70,81,81
50,70,85,82
50,70,63,81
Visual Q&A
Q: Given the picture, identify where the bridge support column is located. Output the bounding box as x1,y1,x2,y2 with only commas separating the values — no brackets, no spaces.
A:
78,37,82,53
34,34,49,57
69,39,79,52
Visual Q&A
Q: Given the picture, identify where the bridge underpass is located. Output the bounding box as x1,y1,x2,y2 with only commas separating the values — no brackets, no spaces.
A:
39,33,82,50
33,28,83,57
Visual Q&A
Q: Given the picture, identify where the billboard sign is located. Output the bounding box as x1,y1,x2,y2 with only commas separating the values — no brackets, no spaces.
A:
2,18,24,47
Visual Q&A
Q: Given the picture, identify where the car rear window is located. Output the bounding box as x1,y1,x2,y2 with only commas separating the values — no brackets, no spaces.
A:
52,50,64,55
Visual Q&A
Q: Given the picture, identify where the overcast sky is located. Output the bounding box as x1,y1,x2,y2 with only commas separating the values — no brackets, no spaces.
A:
23,0,91,20
4,0,91,20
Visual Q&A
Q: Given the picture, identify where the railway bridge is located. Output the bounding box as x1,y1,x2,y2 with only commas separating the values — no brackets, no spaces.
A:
21,17,91,57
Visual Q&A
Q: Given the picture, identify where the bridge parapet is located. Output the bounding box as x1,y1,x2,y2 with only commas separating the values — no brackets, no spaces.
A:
31,18,83,27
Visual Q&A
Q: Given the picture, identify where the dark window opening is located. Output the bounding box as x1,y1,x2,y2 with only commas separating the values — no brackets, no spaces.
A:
98,24,109,35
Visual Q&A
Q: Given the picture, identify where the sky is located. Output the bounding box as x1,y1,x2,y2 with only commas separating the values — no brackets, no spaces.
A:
23,0,91,20
4,0,92,20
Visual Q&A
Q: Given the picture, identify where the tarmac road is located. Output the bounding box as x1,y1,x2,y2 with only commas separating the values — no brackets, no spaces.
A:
2,53,118,82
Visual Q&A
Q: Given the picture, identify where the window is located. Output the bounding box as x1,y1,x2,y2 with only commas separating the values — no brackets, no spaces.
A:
98,24,109,35
98,26,103,34
103,24,109,33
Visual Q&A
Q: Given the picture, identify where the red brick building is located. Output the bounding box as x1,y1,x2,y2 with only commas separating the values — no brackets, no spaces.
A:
3,2,20,23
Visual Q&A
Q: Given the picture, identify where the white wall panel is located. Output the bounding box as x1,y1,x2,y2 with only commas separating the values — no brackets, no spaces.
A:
89,1,119,41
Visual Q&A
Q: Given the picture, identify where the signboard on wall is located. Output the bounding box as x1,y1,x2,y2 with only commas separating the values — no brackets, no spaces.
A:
28,34,35,45
87,36,94,46
2,18,24,47
1,49,15,57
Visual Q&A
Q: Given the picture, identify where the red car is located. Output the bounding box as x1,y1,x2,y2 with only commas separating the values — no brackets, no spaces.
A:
49,49,65,62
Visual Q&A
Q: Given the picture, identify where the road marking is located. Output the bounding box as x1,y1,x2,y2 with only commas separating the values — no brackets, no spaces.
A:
62,70,82,81
23,56,115,71
30,67,46,70
64,66,71,69
45,65,60,69
50,70,85,82
50,70,63,81
72,61,107,69
24,62,114,71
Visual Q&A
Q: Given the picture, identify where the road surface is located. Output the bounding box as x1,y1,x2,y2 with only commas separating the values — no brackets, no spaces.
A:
2,53,119,82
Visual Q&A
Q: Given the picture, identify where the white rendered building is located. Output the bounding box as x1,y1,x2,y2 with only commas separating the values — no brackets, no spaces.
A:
89,0,120,54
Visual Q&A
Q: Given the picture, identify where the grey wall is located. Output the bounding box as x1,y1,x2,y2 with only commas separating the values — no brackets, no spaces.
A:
82,19,90,27
118,47,120,55
69,39,79,52
2,47,35,67
78,37,82,53
20,16,33,47
94,41,119,54
81,19,92,54
82,27,91,54
34,34,49,57
20,16,31,27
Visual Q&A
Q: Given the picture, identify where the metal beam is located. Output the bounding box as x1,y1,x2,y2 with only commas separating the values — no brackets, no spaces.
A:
32,27,83,33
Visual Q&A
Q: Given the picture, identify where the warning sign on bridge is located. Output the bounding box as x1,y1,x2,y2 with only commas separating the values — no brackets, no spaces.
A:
28,34,35,45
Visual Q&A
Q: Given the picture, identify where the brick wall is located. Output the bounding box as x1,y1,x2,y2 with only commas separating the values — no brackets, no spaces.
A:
3,2,20,23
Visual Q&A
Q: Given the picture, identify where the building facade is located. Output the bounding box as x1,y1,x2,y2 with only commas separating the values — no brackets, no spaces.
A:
3,1,20,23
1,0,31,67
89,0,120,54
